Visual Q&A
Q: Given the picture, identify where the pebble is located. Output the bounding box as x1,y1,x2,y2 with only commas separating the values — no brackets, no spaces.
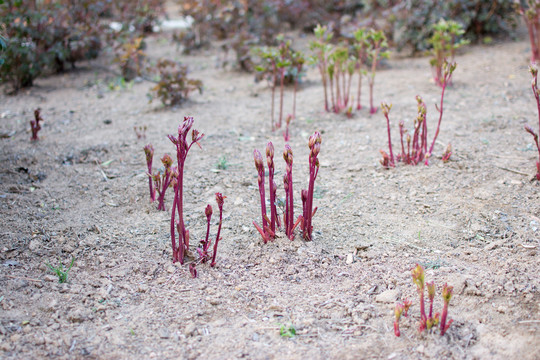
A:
159,328,170,339
375,289,401,304
184,322,197,337
346,253,354,264
29,239,42,252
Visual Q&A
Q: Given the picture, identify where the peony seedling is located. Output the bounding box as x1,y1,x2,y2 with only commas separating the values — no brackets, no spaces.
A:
168,116,204,264
30,108,43,141
143,144,155,203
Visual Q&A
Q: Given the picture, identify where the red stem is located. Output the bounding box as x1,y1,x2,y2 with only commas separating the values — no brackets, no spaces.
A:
171,186,178,262
293,77,298,119
426,82,447,165
329,73,336,113
383,111,394,167
271,71,276,131
356,65,363,110
534,73,540,159
369,49,379,114
419,290,426,324
279,68,285,128
210,203,223,267
440,302,450,335
399,122,405,161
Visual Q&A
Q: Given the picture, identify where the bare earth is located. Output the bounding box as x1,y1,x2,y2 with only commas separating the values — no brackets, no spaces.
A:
0,17,539,360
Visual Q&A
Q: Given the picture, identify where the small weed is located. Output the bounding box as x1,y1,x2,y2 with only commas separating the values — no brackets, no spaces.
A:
419,258,443,270
107,76,132,91
216,156,229,170
279,324,296,338
45,257,75,283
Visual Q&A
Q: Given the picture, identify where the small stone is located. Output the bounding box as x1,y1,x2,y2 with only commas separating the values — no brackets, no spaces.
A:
68,309,87,323
375,289,401,304
166,265,175,274
184,322,196,337
208,298,221,306
29,239,41,252
159,328,170,339
346,253,354,265
497,306,507,314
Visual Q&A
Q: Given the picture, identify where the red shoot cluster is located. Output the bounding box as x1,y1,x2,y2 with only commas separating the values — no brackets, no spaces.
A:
30,108,43,141
253,132,322,242
526,65,540,180
394,264,453,337
380,60,456,168
144,145,175,211
300,132,321,241
168,116,204,264
153,154,176,211
253,145,277,243
193,192,226,275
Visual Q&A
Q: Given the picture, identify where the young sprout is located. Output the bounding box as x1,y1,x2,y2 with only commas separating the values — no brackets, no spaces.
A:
283,144,295,240
428,19,468,87
143,144,155,202
253,149,272,243
168,116,204,264
266,142,278,235
412,264,427,331
46,257,75,283
380,102,395,168
30,108,43,141
210,193,225,267
425,61,456,165
153,154,175,211
198,204,213,263
301,132,322,241
366,30,390,114
440,283,454,336
310,24,333,112
394,303,404,337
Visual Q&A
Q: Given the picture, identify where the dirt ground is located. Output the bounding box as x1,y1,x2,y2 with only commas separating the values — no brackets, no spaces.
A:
1,8,539,360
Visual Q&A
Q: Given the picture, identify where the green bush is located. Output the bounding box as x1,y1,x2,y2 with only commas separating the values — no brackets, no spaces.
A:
148,59,203,106
388,0,518,53
0,1,105,92
0,0,163,93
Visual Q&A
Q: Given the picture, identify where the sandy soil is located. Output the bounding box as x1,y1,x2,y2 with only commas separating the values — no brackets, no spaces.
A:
0,10,539,360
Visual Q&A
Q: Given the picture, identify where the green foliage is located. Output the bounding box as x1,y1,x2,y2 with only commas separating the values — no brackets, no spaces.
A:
148,59,203,106
216,156,229,170
0,0,165,93
46,257,75,284
279,324,296,338
428,19,468,86
389,0,517,53
115,37,146,81
0,0,105,92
